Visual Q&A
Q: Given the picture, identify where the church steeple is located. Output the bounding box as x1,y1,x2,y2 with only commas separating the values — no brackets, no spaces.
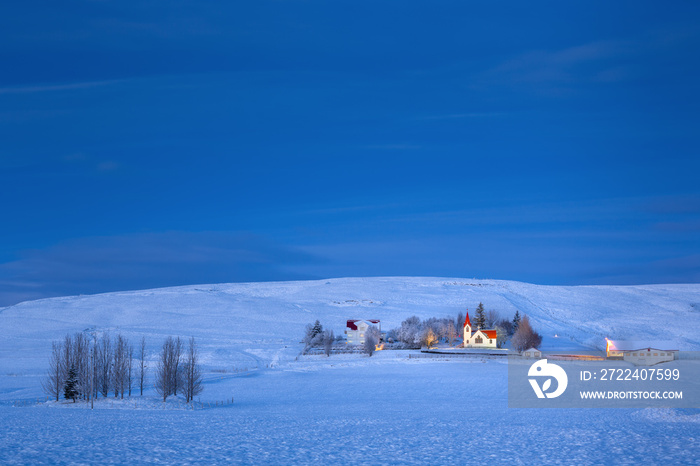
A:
464,311,472,335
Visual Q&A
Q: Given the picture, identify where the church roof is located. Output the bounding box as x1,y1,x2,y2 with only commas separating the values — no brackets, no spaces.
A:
475,329,498,339
464,312,471,328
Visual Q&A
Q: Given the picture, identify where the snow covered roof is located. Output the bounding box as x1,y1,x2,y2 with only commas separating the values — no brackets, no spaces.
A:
523,347,541,353
607,340,678,352
346,319,380,330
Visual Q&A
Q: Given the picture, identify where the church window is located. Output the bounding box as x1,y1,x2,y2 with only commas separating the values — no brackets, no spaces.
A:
475,336,483,344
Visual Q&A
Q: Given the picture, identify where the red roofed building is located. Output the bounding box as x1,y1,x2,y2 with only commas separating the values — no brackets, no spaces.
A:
463,312,497,348
346,319,381,345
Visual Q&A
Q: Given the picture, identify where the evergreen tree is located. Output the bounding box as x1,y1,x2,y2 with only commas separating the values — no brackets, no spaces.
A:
512,310,521,334
311,320,323,339
474,303,486,329
64,364,79,402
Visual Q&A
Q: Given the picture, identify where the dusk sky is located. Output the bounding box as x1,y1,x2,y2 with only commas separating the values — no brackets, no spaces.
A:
1,1,699,306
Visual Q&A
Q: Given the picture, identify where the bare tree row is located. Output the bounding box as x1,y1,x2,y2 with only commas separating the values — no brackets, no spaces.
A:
42,332,148,402
155,336,203,403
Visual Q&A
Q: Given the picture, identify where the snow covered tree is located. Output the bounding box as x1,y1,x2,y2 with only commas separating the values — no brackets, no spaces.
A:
494,325,508,349
511,315,542,352
42,341,64,401
421,328,438,348
397,316,422,348
64,364,79,402
474,303,486,329
363,325,380,357
303,320,326,349
323,330,334,357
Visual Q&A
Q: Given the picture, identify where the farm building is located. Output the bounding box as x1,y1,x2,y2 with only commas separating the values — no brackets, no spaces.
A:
522,347,542,358
345,319,381,345
606,339,678,366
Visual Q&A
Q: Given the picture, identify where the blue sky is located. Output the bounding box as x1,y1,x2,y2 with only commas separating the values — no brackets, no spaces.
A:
1,1,699,305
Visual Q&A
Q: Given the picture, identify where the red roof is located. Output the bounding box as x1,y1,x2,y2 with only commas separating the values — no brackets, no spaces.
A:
481,330,498,339
346,319,380,331
464,312,471,328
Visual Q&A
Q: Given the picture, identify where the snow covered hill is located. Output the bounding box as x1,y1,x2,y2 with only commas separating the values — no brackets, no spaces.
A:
2,277,699,464
1,277,699,392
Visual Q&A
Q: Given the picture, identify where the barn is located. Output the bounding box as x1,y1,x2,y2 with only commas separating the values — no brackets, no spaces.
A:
522,347,542,358
606,339,678,366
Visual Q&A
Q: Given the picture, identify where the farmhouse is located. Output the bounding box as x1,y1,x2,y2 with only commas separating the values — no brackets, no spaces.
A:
522,347,542,358
462,312,497,348
345,319,381,345
606,339,678,366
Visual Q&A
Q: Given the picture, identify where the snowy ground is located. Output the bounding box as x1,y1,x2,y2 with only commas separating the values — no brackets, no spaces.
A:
1,277,699,463
2,353,699,464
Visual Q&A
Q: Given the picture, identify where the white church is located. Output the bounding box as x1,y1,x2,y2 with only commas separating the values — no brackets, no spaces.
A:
462,312,497,348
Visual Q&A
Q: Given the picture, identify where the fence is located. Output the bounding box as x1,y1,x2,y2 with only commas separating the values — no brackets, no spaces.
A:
10,396,235,410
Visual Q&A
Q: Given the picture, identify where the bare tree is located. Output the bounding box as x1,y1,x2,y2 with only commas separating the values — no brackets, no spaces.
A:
155,336,183,401
138,336,147,396
485,310,500,329
456,311,465,334
127,343,134,397
511,315,543,352
182,337,204,403
42,341,64,401
72,333,90,401
447,321,457,346
113,334,128,398
171,337,183,397
154,337,171,402
96,333,112,398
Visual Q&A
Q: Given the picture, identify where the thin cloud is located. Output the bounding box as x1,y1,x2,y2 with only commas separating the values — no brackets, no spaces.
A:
419,112,507,120
0,232,323,306
0,79,125,95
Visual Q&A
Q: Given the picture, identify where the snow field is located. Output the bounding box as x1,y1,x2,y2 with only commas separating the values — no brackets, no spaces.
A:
1,356,699,464
1,277,699,464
